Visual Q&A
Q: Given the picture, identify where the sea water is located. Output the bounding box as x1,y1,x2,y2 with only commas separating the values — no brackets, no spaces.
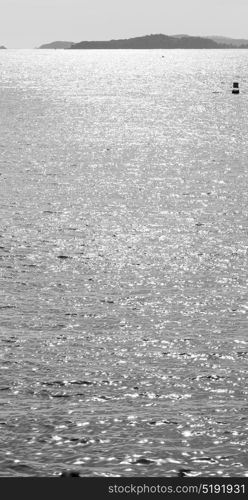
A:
0,49,248,476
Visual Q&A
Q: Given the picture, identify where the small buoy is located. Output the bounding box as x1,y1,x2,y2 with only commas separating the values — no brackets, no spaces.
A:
232,82,239,94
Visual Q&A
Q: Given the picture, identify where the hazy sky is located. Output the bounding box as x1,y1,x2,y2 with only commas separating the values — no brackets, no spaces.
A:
1,0,248,48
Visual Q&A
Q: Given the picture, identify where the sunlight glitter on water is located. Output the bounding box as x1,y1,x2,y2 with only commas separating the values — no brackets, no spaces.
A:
0,49,248,476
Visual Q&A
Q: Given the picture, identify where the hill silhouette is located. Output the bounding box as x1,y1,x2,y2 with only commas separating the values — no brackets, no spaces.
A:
36,34,248,50
0,45,6,49
38,41,74,49
69,34,234,49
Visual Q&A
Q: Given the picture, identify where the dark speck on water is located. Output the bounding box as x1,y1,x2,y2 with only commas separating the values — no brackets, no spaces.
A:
133,458,155,465
178,469,192,477
60,471,81,478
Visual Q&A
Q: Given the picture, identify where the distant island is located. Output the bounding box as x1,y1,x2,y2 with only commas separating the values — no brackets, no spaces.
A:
69,34,248,50
0,45,6,49
38,41,74,49
206,35,248,47
37,34,248,50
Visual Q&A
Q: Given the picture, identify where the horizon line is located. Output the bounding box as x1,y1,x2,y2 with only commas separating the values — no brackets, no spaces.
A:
3,32,248,49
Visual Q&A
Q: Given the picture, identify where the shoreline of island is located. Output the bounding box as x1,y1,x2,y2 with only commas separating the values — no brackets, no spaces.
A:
37,34,248,50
